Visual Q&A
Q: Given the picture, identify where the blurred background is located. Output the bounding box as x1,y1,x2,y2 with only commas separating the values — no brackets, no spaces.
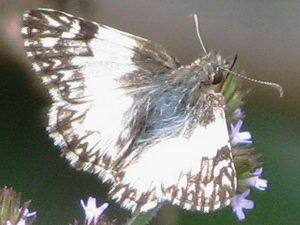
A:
0,0,299,224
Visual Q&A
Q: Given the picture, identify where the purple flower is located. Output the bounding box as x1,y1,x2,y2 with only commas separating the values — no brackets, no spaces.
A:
231,189,254,220
80,197,109,225
5,208,37,225
230,120,252,146
242,168,268,191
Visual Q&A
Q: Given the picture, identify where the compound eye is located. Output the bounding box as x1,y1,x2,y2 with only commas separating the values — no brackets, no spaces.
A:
212,69,223,84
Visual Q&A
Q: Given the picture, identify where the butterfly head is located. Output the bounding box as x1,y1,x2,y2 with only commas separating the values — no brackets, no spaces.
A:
192,52,237,85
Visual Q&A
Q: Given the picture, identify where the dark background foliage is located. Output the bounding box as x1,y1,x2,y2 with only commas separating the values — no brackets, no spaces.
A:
0,1,299,224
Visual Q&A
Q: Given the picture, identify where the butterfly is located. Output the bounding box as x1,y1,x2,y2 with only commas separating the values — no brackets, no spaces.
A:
21,8,239,214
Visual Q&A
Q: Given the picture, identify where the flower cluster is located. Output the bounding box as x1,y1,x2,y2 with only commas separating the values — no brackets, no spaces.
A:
0,187,36,225
217,74,269,220
229,118,268,220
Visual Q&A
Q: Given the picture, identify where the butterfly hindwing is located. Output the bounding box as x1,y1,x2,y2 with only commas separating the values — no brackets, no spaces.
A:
22,8,236,214
109,81,236,212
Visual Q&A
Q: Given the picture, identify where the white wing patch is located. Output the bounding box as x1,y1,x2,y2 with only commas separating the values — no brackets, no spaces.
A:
95,25,146,49
110,106,236,212
122,108,228,189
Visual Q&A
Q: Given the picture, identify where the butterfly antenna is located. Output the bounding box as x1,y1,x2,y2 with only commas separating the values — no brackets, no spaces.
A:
190,14,208,54
224,69,284,97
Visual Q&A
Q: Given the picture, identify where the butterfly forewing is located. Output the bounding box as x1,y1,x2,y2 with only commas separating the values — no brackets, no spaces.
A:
22,8,179,180
21,8,236,214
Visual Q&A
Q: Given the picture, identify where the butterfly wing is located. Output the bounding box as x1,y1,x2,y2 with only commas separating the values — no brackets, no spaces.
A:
21,8,180,182
109,79,236,213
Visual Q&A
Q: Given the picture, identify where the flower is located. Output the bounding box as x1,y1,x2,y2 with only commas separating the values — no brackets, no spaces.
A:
241,168,268,191
20,208,37,225
5,208,37,225
231,189,254,220
80,197,109,225
230,120,252,146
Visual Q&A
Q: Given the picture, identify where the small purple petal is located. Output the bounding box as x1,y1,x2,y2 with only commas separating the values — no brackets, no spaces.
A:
230,120,253,146
242,168,268,191
234,108,243,117
253,167,263,176
183,65,192,69
231,189,254,220
21,208,37,218
81,197,109,225
255,178,268,191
